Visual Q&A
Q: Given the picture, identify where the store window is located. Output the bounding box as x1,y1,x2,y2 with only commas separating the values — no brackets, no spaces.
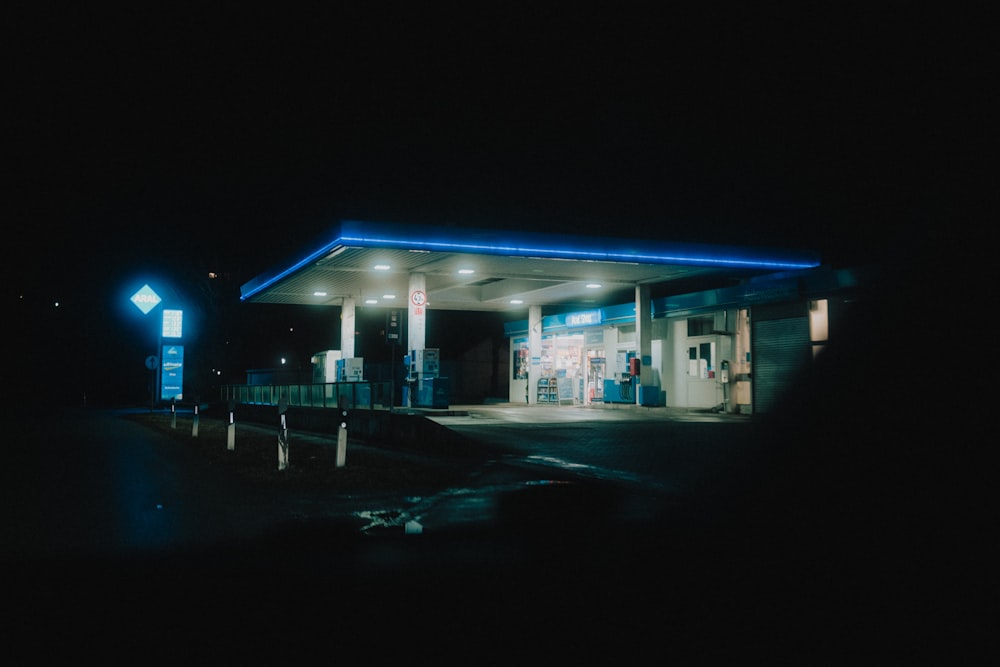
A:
540,335,554,376
688,341,716,379
688,315,715,336
513,337,529,380
553,333,584,378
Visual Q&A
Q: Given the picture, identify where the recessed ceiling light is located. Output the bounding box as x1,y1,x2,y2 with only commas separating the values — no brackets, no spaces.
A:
458,268,475,274
373,264,391,271
382,294,396,299
586,283,602,289
365,298,378,304
510,299,524,304
313,291,328,297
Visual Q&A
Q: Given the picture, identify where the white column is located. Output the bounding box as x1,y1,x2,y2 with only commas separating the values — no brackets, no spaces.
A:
636,284,652,404
341,298,356,359
528,304,542,405
408,273,427,355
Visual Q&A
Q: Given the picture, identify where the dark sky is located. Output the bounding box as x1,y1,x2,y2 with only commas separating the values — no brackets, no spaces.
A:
8,7,985,403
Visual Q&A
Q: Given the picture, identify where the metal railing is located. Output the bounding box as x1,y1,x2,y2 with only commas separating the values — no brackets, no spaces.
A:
220,381,394,411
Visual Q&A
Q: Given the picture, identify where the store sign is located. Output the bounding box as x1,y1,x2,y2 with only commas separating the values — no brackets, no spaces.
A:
130,284,162,315
566,309,602,327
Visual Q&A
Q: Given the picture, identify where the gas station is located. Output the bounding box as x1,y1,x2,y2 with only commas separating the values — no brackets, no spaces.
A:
237,220,864,415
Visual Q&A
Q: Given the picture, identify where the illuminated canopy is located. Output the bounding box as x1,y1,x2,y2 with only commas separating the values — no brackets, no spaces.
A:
240,220,821,312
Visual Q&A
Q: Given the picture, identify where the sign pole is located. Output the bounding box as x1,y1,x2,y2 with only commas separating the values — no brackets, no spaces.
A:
145,354,159,412
130,285,164,411
156,325,162,407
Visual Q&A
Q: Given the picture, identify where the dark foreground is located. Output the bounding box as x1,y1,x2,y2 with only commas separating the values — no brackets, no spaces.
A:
3,401,986,662
4,252,990,660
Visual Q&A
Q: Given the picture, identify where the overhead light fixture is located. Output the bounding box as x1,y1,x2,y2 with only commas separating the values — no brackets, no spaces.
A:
382,294,396,299
458,268,475,275
365,298,378,304
510,299,524,304
586,283,602,289
313,291,328,297
373,264,391,271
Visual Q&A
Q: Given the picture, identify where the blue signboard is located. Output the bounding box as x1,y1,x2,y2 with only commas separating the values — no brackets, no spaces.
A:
565,309,602,327
160,345,184,400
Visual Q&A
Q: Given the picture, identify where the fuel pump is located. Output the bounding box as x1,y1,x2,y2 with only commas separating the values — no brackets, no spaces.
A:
604,351,638,403
626,355,640,402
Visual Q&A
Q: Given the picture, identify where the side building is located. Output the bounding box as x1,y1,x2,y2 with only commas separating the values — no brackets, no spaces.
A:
504,264,872,414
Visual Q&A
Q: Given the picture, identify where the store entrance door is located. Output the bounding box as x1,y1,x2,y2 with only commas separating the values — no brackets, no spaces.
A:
587,352,605,404
686,337,720,408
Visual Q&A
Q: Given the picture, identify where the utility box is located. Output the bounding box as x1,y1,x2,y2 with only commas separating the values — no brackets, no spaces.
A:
415,376,450,409
639,385,664,407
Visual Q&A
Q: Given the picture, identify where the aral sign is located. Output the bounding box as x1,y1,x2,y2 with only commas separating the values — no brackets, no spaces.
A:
130,284,162,315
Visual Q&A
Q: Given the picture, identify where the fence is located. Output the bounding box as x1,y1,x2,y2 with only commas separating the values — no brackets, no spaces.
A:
220,381,394,411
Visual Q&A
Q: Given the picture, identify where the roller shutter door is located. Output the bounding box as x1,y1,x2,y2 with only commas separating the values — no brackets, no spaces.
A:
752,314,810,414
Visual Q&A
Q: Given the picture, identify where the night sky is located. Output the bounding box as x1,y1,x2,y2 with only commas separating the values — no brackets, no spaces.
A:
9,7,984,405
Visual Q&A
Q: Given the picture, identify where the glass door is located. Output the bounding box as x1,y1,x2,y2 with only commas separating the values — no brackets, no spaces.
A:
686,338,718,408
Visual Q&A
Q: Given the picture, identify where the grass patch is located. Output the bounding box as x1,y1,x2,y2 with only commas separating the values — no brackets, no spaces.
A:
123,412,474,494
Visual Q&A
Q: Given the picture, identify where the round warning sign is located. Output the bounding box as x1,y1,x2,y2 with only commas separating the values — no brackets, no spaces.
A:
411,290,426,306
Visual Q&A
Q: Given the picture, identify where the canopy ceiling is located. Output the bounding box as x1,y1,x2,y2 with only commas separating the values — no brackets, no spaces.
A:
240,220,821,313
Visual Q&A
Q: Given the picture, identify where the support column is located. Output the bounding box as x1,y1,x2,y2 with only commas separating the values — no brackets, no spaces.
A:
408,273,427,354
341,297,356,359
635,284,652,405
528,304,542,405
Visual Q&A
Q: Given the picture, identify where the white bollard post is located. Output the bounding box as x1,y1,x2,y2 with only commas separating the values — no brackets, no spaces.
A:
277,413,289,471
192,404,199,438
171,400,177,429
227,409,235,451
336,410,348,468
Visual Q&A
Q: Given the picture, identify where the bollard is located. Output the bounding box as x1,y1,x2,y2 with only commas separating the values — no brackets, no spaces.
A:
171,399,177,429
192,404,199,438
227,407,235,451
277,413,289,471
336,409,348,468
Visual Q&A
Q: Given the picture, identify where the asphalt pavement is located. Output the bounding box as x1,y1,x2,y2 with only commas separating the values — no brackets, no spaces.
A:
2,400,984,660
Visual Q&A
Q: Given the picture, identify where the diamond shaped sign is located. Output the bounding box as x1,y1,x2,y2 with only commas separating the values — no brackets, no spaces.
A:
130,284,162,315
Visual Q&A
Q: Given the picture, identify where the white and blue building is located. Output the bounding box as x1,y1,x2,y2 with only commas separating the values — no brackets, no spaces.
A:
240,220,868,414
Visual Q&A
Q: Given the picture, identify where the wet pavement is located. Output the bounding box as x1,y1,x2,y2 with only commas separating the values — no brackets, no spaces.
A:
3,400,983,660
382,402,755,535
2,401,752,558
